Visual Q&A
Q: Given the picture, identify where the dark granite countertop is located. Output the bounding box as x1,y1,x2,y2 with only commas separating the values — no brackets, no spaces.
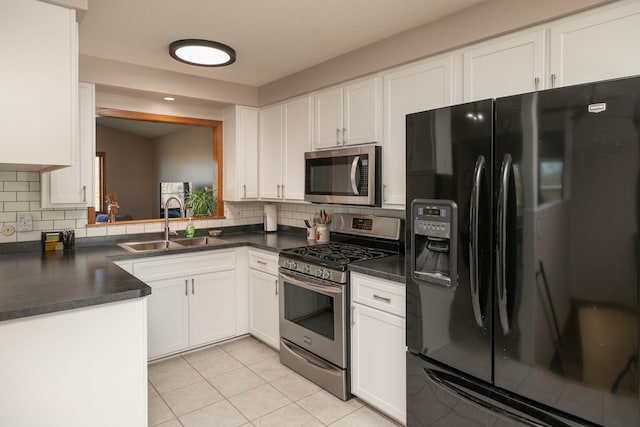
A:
0,245,151,322
0,227,404,322
349,254,405,284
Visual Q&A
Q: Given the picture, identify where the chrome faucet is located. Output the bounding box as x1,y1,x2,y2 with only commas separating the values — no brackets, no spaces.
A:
164,196,185,241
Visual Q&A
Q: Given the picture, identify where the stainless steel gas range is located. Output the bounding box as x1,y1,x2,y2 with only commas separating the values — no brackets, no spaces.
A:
278,214,402,400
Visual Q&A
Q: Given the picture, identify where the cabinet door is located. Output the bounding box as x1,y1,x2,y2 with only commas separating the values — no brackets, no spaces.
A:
147,277,189,359
463,30,545,101
383,57,455,209
343,76,381,146
248,269,280,349
549,1,640,88
259,104,283,199
313,87,343,149
351,303,406,424
282,96,311,201
41,82,95,208
189,270,236,347
239,107,259,199
0,0,77,169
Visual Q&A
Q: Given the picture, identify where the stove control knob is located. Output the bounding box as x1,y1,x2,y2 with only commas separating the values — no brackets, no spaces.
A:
323,270,331,279
290,261,298,270
316,268,324,278
302,265,310,274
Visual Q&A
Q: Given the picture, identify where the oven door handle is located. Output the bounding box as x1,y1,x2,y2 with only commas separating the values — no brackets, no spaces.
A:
279,270,343,295
350,156,360,195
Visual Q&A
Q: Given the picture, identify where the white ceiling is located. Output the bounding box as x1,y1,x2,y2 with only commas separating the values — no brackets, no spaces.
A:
80,0,484,88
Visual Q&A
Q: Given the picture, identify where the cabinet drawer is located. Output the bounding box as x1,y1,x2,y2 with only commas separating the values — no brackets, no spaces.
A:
351,272,405,317
248,249,279,275
133,251,235,281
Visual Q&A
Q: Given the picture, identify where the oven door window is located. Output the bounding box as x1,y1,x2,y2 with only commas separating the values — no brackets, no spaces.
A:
284,282,335,340
305,154,369,197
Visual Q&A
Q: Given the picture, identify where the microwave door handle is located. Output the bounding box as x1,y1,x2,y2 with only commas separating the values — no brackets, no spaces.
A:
350,156,360,195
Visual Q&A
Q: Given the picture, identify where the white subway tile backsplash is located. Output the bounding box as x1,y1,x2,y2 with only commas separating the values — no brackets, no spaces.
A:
0,169,404,244
0,172,16,181
42,210,65,220
17,172,39,181
86,227,107,237
53,220,76,229
0,212,15,223
106,225,127,236
125,224,145,234
4,181,29,192
17,192,40,202
65,210,87,220
0,233,16,243
17,231,41,242
34,220,54,231
4,202,30,212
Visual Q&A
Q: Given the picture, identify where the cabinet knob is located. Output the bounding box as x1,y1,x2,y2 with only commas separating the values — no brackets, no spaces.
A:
551,73,557,88
336,128,341,146
243,184,247,198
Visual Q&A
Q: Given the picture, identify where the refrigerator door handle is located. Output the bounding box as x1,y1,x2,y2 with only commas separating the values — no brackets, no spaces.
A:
423,366,572,427
497,153,512,335
469,155,485,328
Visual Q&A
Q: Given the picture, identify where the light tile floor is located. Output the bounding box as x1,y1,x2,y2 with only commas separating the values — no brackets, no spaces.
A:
148,335,402,427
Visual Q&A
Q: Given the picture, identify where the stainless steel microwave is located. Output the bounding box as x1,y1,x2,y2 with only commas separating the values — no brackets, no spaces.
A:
304,145,381,206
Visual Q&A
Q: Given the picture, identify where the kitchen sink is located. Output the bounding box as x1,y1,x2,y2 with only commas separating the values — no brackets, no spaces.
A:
173,236,219,247
118,240,183,253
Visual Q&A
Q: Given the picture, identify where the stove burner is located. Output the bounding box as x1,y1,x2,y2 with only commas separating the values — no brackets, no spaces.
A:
282,242,392,265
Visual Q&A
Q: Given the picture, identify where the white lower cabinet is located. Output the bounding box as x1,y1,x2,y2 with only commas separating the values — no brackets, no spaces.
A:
248,249,280,349
350,272,406,424
131,250,238,360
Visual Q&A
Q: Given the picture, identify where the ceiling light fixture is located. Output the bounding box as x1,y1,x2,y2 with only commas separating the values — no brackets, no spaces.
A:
163,96,175,101
169,39,236,67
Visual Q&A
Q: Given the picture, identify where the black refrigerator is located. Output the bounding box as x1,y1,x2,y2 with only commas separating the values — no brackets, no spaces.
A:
406,76,640,426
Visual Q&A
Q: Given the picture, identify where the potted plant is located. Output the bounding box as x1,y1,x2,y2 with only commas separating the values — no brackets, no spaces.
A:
185,187,217,217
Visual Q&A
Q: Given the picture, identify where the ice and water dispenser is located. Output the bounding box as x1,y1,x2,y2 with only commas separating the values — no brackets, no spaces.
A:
411,199,457,288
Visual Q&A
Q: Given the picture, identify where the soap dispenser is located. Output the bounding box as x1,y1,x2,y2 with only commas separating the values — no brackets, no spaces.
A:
185,217,195,238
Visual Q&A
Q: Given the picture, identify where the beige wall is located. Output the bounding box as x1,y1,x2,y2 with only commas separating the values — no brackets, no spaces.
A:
258,0,617,105
96,124,155,220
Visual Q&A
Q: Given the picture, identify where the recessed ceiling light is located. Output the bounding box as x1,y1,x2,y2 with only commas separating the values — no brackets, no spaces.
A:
169,39,236,67
163,96,175,101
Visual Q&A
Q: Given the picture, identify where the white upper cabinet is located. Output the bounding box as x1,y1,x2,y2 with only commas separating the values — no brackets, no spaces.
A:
463,30,546,102
41,82,95,208
259,104,283,200
0,0,77,170
549,1,640,88
282,96,312,201
223,105,259,201
259,96,311,201
313,76,381,149
382,55,457,209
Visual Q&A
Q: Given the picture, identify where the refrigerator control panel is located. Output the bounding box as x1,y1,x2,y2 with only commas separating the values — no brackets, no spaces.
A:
411,199,457,288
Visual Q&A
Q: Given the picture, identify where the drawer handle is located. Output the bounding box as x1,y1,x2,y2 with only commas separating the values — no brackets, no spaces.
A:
257,260,267,265
373,294,391,303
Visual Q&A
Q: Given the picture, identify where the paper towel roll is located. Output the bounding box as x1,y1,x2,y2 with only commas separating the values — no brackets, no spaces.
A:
264,204,278,232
